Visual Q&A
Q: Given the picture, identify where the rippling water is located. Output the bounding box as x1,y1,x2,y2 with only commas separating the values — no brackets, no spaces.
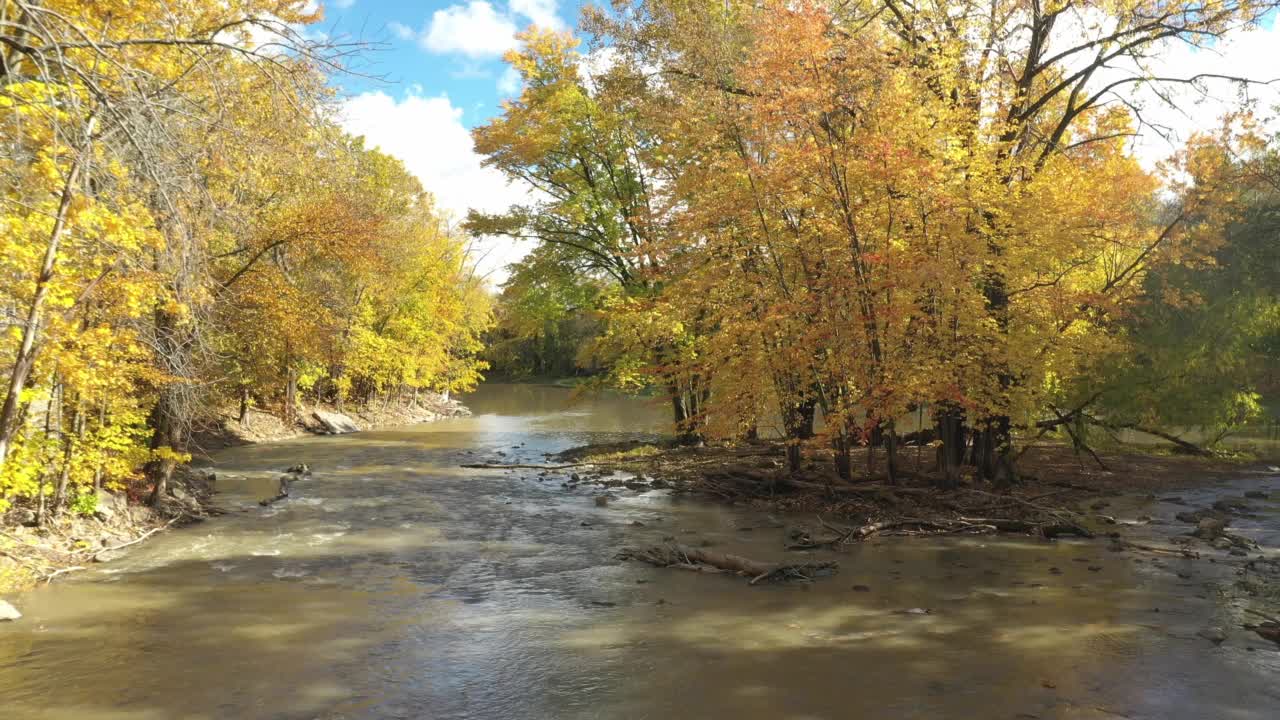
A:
1,383,1277,719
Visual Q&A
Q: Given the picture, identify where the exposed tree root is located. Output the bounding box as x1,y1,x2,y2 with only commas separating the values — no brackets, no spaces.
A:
619,542,838,584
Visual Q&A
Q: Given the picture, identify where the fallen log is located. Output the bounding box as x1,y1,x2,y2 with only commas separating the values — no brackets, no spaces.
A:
956,516,1093,539
1117,540,1200,559
461,462,592,470
619,543,837,585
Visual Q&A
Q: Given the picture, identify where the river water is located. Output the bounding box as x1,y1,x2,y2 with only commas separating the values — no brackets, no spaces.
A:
2,383,1277,719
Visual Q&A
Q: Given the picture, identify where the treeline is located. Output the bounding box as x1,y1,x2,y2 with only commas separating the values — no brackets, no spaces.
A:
483,252,605,379
474,0,1280,485
0,1,489,518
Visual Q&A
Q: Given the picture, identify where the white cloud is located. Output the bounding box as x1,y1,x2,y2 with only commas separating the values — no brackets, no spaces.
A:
419,0,566,58
497,65,522,95
387,21,415,41
422,1,519,58
510,0,565,30
340,91,531,281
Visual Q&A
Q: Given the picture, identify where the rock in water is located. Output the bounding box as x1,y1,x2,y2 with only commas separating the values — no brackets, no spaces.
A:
312,410,359,435
1193,517,1227,540
1198,626,1227,644
286,463,311,476
0,600,21,621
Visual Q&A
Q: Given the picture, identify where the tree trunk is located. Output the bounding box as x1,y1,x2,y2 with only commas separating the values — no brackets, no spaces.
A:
832,430,852,481
885,424,900,486
780,397,815,473
146,301,192,507
284,366,298,427
935,406,966,490
0,148,88,475
146,388,182,506
670,381,703,445
796,399,817,439
52,394,80,514
238,386,251,424
867,423,883,475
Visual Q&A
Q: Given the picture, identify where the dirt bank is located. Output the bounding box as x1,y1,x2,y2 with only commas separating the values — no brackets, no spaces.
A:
190,393,470,455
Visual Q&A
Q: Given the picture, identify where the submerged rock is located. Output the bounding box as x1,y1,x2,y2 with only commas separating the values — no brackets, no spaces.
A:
1212,497,1251,514
1193,517,1227,540
1198,626,1227,644
0,600,20,621
1176,508,1224,525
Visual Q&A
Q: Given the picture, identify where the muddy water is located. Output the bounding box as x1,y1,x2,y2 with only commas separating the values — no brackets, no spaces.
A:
2,383,1278,720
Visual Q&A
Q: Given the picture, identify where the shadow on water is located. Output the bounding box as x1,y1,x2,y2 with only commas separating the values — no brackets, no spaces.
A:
2,384,1278,719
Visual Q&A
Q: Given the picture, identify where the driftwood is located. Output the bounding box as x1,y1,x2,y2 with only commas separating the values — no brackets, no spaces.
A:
619,542,837,585
461,462,592,470
43,565,86,583
86,521,175,562
1116,540,1200,559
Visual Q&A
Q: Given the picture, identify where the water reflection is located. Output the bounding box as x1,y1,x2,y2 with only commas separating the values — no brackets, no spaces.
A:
0,383,1276,720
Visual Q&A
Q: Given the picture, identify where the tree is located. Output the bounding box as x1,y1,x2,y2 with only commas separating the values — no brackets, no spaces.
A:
580,0,1268,482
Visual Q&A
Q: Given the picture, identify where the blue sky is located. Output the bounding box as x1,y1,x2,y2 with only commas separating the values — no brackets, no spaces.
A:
319,0,584,125
312,0,594,281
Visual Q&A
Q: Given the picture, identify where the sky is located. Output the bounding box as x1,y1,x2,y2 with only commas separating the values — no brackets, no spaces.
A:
311,1,1280,284
311,0,588,283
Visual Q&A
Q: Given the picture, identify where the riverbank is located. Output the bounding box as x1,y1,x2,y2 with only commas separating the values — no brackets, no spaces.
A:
189,392,471,455
3,383,1278,717
0,393,470,595
534,438,1280,645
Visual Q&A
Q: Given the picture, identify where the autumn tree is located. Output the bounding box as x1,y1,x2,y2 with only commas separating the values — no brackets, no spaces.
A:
579,0,1270,483
470,28,718,442
0,2,491,515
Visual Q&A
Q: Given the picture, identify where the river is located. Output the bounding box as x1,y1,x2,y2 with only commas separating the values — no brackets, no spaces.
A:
1,383,1277,719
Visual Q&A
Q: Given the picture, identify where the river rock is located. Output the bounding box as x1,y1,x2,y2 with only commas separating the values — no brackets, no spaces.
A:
286,463,311,476
1193,517,1227,540
1198,626,1227,644
1212,497,1250,514
1244,490,1268,500
312,410,360,435
9,507,37,527
0,600,20,621
94,490,128,522
1176,508,1223,525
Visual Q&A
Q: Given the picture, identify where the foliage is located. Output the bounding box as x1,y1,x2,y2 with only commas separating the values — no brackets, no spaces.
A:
0,1,491,515
484,246,607,378
477,0,1278,478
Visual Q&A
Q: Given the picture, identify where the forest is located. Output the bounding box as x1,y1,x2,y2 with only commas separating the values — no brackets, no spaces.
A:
0,0,1276,525
3,0,1280,715
0,1,490,520
478,0,1280,485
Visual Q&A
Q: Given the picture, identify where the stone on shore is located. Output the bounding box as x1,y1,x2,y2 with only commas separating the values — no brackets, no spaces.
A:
0,600,21,621
312,410,360,435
